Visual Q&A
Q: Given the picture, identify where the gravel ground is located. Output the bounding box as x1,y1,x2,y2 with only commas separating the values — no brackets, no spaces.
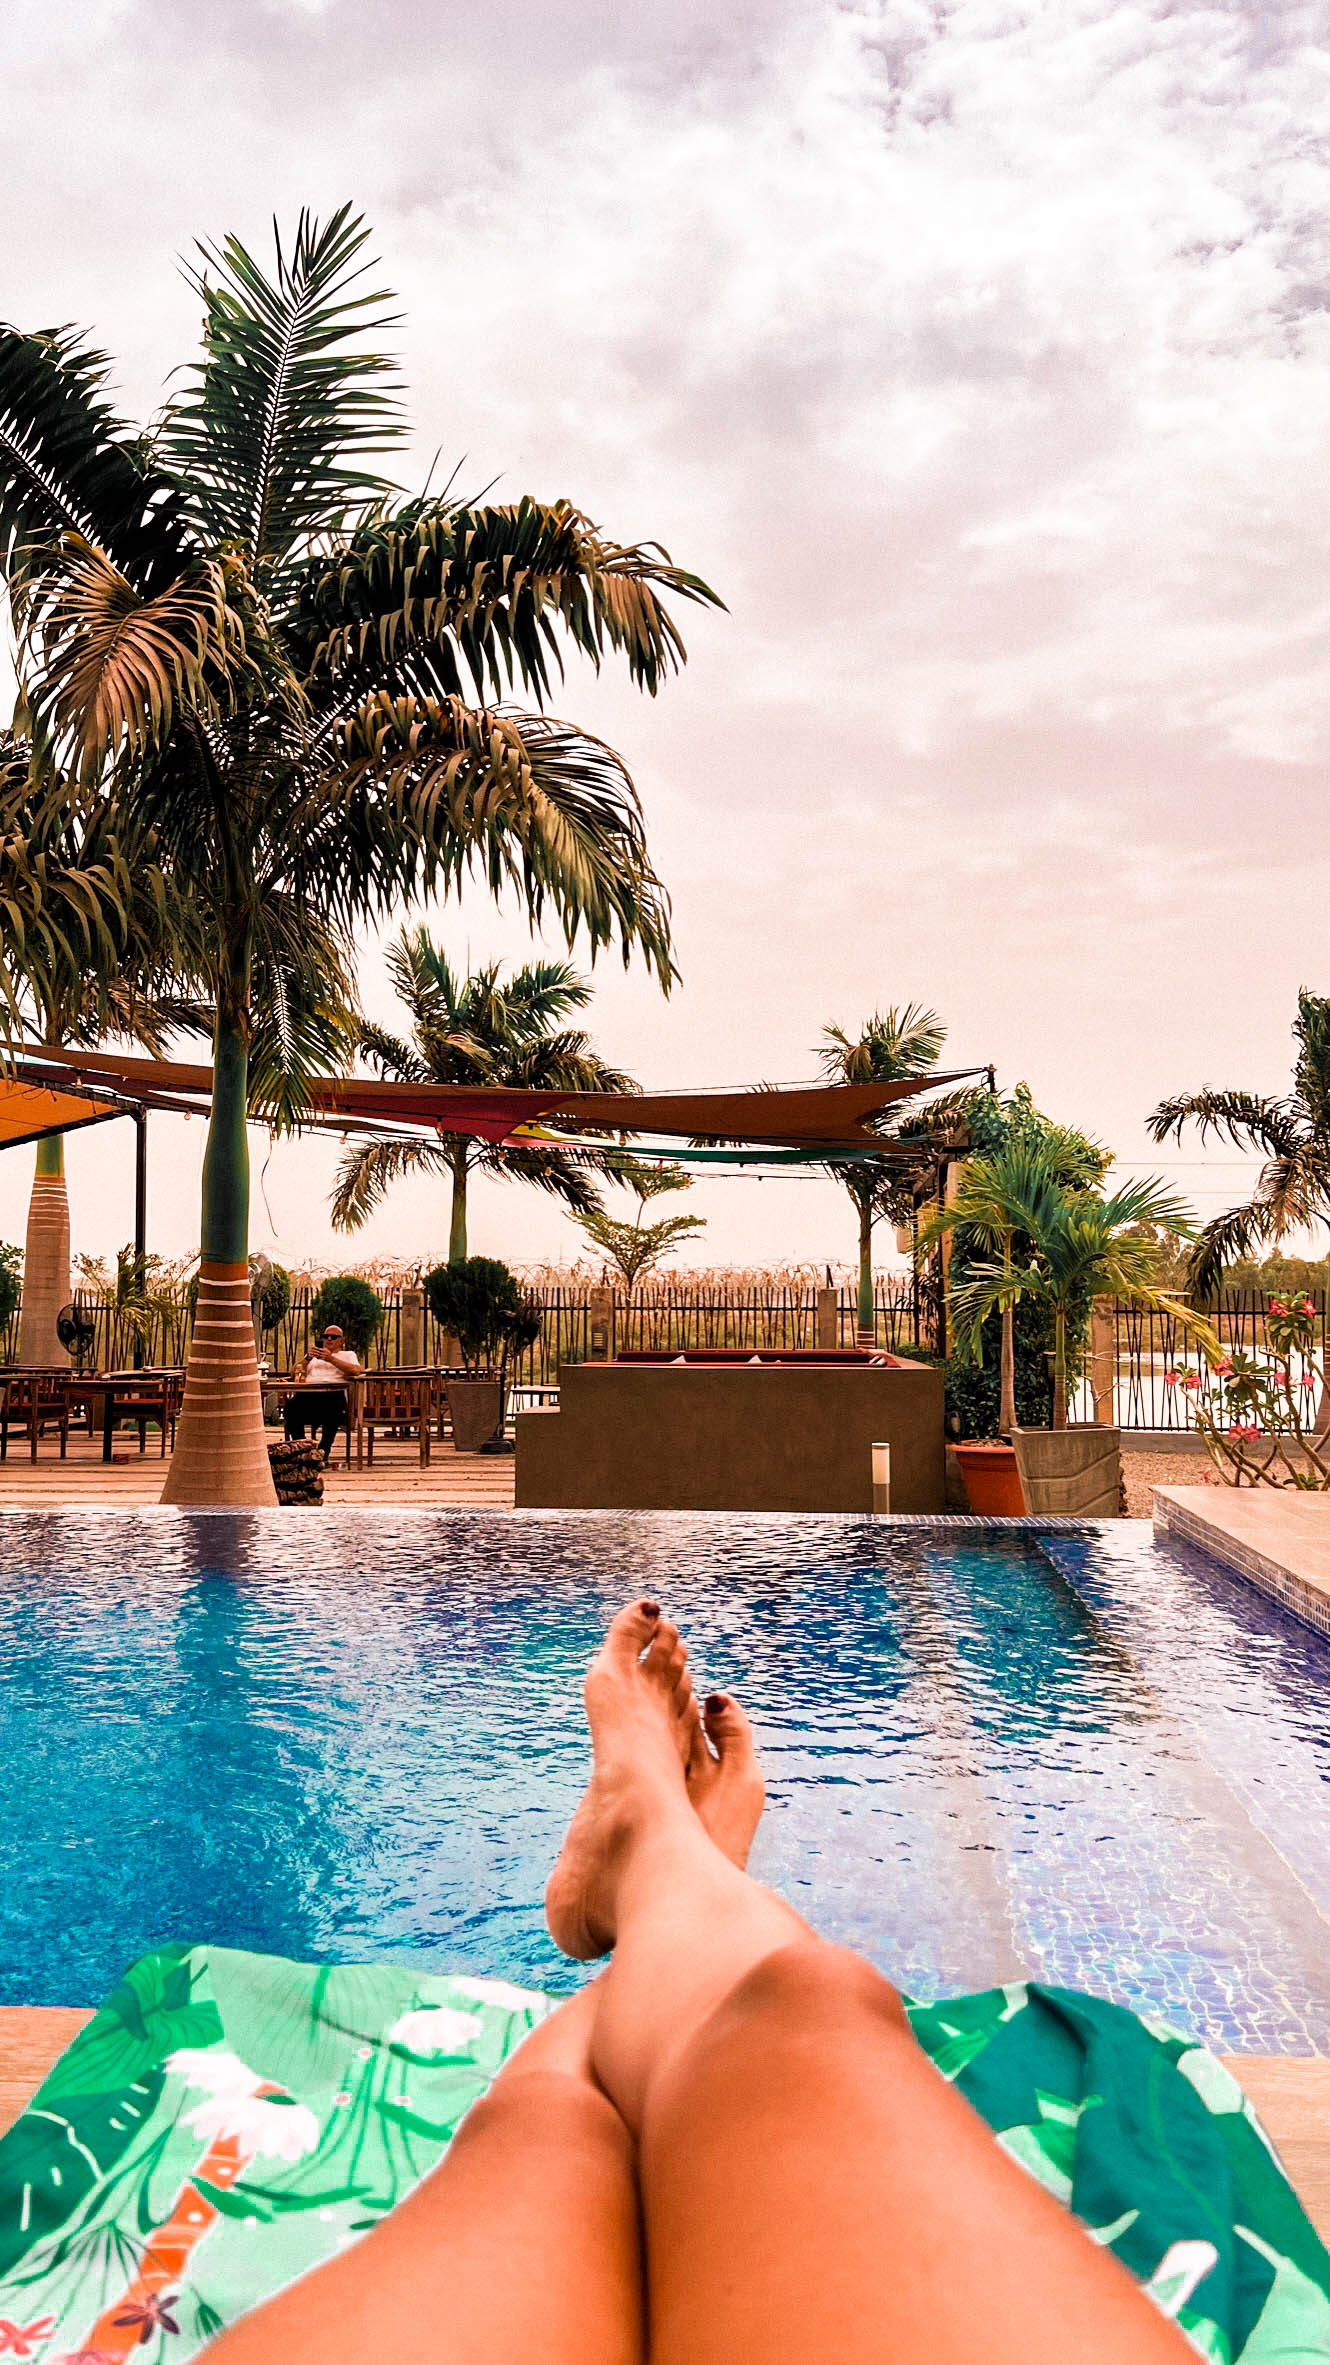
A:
1121,1449,1211,1517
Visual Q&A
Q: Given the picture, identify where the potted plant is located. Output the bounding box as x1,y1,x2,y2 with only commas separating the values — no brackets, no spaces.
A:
949,1167,1218,1515
309,1273,385,1360
923,1129,1107,1515
424,1258,541,1452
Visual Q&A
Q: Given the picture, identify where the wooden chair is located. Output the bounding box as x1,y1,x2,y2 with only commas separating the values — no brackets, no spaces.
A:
0,1372,70,1462
364,1369,433,1468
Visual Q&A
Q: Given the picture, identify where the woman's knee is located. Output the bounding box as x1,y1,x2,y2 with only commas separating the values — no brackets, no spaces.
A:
449,2066,635,2178
692,1939,909,2076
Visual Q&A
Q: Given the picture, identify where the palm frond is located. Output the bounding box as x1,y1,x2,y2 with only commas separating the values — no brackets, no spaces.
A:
158,206,403,573
246,896,359,1129
819,1003,946,1086
476,1141,610,1213
357,1020,429,1083
289,495,722,707
1147,1088,1300,1160
0,740,156,1030
330,1133,448,1231
0,324,193,594
20,540,247,777
1186,1200,1283,1298
316,693,674,982
1292,989,1330,1137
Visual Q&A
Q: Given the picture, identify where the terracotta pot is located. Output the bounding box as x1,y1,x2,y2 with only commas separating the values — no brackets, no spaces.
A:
445,1374,503,1453
954,1441,1026,1516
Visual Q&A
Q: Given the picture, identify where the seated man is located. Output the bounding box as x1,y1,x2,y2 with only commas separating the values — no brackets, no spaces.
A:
284,1323,361,1464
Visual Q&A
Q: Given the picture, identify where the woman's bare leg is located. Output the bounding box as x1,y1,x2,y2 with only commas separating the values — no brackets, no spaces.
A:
205,1604,764,2365
548,1601,1194,2365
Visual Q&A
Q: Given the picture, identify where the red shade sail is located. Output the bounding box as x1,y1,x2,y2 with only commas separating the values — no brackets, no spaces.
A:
7,1046,985,1151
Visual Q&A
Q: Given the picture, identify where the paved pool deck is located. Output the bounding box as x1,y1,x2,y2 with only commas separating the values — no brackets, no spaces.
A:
1152,1485,1330,1642
1,2009,1326,2246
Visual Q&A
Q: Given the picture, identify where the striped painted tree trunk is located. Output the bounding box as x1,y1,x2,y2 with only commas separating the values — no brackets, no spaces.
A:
161,1011,277,1506
18,1135,71,1367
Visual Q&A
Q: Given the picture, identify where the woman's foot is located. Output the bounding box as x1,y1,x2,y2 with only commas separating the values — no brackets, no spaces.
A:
686,1693,765,1869
545,1602,701,1961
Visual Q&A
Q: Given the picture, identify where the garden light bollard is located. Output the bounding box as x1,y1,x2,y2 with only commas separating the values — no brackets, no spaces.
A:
872,1440,891,1514
400,1286,424,1367
816,1286,838,1352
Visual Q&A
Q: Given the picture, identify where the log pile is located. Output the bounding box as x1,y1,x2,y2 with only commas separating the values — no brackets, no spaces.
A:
267,1440,324,1505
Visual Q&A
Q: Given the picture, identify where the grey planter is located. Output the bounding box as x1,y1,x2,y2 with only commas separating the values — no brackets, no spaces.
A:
1012,1426,1121,1516
445,1374,503,1454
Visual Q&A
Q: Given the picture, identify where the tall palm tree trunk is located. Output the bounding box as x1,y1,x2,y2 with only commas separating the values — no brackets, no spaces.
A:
162,1007,277,1506
19,1133,72,1366
856,1200,874,1348
1052,1309,1069,1431
448,1149,469,1263
999,1303,1017,1436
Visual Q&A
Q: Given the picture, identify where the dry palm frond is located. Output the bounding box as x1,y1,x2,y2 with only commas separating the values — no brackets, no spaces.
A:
21,539,245,776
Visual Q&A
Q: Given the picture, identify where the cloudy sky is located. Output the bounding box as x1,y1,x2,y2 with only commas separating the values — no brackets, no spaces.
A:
1,0,1326,1276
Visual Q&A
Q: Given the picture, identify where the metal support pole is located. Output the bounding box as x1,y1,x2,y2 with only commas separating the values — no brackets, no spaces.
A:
133,1107,147,1368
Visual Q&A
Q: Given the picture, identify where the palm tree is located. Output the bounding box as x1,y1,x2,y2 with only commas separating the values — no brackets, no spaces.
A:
0,207,718,1502
0,738,210,1365
948,1170,1212,1427
920,1137,1091,1434
1148,989,1330,1297
330,928,637,1257
817,1005,946,1341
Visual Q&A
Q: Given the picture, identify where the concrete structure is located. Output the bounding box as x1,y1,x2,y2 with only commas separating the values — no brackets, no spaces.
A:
515,1350,945,1513
1152,1485,1330,1642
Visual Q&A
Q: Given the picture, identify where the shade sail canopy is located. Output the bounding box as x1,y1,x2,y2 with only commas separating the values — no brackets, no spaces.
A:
8,1046,986,1153
0,1074,128,1151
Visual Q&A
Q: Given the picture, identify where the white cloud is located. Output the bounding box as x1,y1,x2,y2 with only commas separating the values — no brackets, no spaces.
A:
1,0,1326,1266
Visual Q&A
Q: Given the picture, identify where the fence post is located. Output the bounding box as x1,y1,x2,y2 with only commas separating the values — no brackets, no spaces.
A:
401,1286,424,1366
588,1286,615,1361
1090,1300,1115,1425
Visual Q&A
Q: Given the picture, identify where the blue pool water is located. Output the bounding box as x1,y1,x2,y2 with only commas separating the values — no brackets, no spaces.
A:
2,1511,1329,2051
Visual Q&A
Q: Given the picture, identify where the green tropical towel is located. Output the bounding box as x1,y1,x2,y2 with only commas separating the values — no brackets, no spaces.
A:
0,1947,1325,2364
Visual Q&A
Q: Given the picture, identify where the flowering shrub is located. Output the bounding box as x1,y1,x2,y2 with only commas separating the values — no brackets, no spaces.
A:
1169,1297,1329,1489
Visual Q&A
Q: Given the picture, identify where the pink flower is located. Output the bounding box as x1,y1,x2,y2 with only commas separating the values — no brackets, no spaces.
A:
0,2324,56,2359
1270,1298,1289,1316
1301,1297,1317,1317
1182,1373,1201,1392
1274,1364,1289,1384
1213,1354,1233,1377
1163,1369,1179,1389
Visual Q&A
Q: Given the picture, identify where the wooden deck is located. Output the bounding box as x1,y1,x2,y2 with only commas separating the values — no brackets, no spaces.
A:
0,2011,1324,2242
0,1429,517,1510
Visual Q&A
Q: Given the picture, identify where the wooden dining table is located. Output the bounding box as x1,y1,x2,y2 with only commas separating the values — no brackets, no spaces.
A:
65,1371,185,1463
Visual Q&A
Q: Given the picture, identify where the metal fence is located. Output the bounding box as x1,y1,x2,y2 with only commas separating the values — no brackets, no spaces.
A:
1077,1291,1329,1431
0,1279,925,1385
5,1286,1320,1424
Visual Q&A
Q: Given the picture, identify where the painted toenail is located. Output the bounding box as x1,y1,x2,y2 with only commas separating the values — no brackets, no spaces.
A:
706,1693,728,1713
640,1599,660,1618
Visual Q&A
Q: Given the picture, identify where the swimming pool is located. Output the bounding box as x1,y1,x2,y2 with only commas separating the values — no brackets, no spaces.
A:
2,1512,1328,2052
